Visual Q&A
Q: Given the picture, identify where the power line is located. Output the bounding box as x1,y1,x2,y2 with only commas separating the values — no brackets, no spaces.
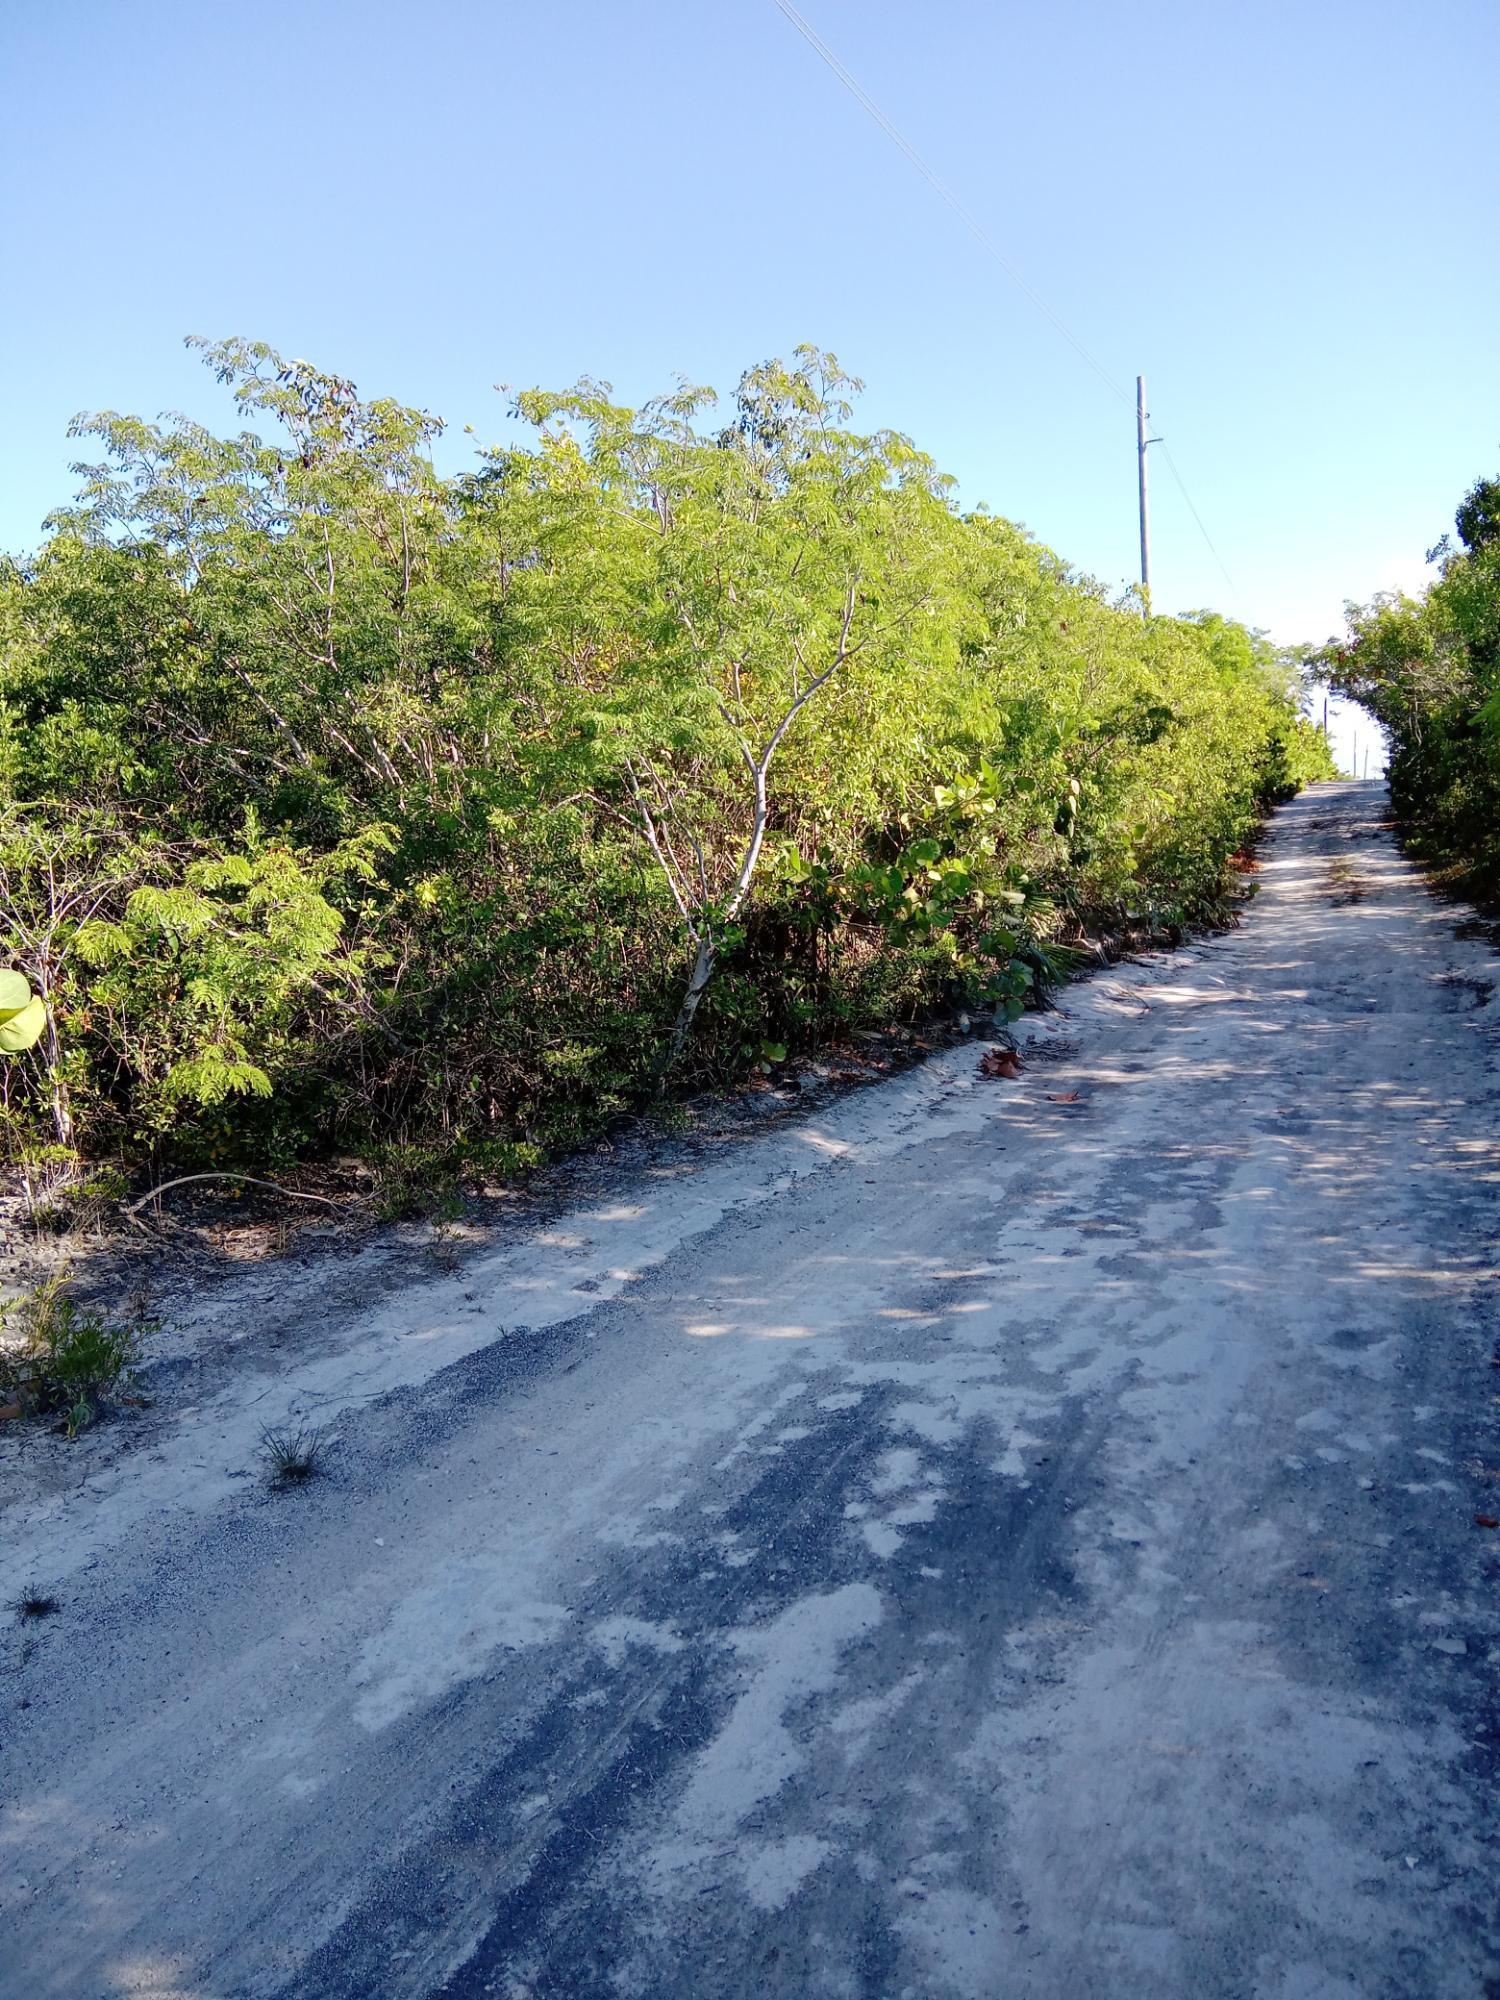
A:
769,0,1132,409
1156,438,1236,592
770,0,1242,601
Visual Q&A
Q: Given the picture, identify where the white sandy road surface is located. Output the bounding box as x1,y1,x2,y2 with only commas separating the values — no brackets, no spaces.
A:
2,780,1498,1999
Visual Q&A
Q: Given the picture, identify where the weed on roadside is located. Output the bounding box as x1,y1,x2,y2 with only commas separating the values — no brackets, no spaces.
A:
367,1139,540,1222
0,1272,152,1436
428,1214,465,1272
16,1591,59,1622
368,1144,467,1223
259,1422,327,1488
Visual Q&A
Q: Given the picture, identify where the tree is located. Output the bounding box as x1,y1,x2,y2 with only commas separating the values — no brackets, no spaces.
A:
1456,476,1500,555
1322,469,1500,890
0,334,1330,1171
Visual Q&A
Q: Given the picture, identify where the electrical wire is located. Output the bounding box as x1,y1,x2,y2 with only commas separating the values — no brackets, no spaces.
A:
769,0,1132,409
1156,438,1237,592
770,0,1241,598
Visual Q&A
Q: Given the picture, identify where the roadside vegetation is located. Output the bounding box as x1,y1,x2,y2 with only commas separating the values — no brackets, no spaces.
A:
259,1422,327,1488
1323,474,1500,897
0,1270,151,1434
0,338,1331,1202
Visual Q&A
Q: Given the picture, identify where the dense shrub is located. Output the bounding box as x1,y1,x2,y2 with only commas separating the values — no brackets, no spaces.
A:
1322,475,1500,894
0,339,1331,1174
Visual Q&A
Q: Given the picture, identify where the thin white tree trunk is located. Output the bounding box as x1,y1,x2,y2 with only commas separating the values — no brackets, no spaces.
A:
42,1006,73,1149
658,932,718,1085
650,580,861,1083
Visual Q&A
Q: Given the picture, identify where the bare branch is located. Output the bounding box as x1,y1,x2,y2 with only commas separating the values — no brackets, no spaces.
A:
223,656,314,767
759,578,862,773
124,1174,343,1219
715,704,759,789
623,759,699,938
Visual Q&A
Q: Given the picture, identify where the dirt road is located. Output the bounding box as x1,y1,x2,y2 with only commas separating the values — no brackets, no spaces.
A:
3,780,1497,1999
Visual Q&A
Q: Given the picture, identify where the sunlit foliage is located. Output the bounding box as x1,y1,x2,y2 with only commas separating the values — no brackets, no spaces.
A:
0,340,1330,1171
1322,474,1500,891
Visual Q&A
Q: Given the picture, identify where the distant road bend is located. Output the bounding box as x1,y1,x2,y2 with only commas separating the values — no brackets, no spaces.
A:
2,780,1498,1999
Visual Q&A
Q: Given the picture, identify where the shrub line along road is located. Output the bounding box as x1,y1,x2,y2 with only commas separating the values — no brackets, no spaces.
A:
2,780,1498,1998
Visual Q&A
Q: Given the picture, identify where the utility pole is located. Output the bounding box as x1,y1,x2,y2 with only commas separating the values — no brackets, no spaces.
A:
1137,375,1151,607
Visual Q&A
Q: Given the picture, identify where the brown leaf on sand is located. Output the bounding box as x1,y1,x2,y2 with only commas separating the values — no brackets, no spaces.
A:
979,1048,1023,1081
1045,1090,1080,1104
1475,1515,1499,1529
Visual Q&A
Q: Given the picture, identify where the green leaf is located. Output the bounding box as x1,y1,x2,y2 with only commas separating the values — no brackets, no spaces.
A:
0,994,45,1053
0,969,32,1020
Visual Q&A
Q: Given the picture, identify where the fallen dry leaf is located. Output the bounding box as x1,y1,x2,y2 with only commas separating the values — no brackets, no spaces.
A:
1045,1091,1081,1103
979,1049,1023,1081
1475,1515,1499,1529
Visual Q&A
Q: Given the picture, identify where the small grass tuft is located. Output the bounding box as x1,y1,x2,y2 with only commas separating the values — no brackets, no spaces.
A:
259,1422,327,1487
17,1591,59,1621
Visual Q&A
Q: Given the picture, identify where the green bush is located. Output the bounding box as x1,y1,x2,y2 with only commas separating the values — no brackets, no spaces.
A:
0,339,1332,1175
1323,473,1500,895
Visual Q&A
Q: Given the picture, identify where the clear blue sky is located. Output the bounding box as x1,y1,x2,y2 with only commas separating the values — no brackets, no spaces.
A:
3,0,1496,752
